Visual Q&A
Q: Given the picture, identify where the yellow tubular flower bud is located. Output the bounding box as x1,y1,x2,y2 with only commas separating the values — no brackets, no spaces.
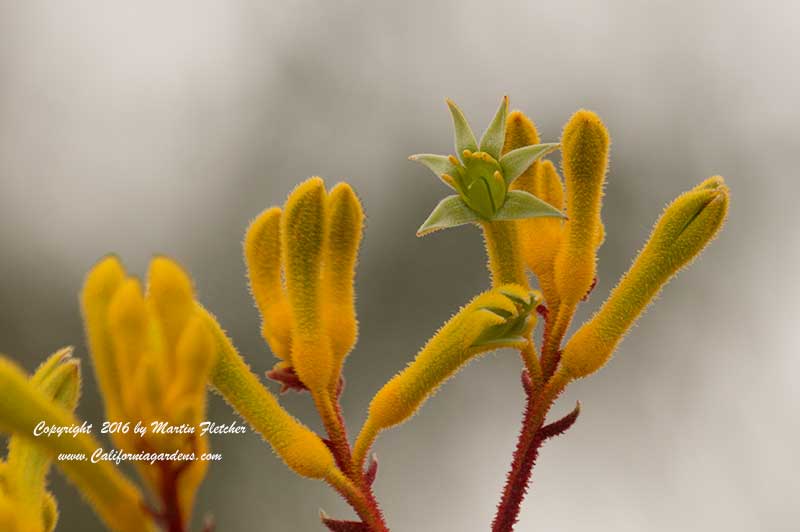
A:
503,111,541,154
32,348,81,410
6,349,79,532
81,256,127,421
108,274,167,453
28,347,70,388
107,279,148,410
322,183,364,386
505,110,541,196
533,160,565,209
172,315,215,401
146,257,195,373
354,285,537,466
202,307,336,480
502,111,566,304
244,207,293,361
0,357,154,532
281,177,332,392
554,110,610,305
560,177,729,379
518,160,566,305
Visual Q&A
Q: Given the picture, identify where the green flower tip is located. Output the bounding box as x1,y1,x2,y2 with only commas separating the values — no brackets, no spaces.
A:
413,97,564,236
472,288,541,348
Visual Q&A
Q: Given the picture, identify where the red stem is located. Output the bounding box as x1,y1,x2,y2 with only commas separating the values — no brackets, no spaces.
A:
318,390,389,532
492,376,566,532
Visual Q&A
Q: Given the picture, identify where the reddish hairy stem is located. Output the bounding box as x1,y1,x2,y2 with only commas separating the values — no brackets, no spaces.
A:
492,374,568,532
316,390,389,532
540,305,570,381
326,474,388,532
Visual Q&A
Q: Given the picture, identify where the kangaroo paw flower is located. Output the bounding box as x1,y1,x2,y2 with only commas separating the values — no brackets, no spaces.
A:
354,285,540,465
202,307,337,480
560,177,730,379
81,255,217,525
554,109,610,306
245,177,364,396
412,98,564,235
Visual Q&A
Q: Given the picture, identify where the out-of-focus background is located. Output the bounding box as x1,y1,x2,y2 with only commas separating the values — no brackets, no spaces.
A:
1,1,797,530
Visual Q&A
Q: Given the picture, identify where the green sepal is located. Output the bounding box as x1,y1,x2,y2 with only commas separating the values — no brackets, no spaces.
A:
409,154,458,189
471,289,539,348
417,195,481,236
471,313,531,348
446,99,478,159
480,306,515,319
499,143,560,185
498,287,533,306
479,96,508,159
493,190,566,221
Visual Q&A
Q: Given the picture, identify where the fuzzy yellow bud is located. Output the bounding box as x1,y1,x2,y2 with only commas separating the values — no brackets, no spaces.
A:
532,160,563,210
246,178,365,394
4,348,79,532
560,177,729,379
0,357,153,532
503,111,541,155
146,257,195,371
500,111,567,304
203,308,336,479
504,110,542,201
80,256,127,421
518,160,566,303
171,315,215,403
244,207,293,361
354,286,539,466
554,109,609,305
281,178,333,392
82,256,215,523
321,183,364,386
107,279,149,406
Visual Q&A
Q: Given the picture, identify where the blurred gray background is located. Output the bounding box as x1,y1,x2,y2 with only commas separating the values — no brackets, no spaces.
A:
1,1,797,530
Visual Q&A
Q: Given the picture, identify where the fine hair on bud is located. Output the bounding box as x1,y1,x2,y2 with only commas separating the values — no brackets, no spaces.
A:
560,177,729,379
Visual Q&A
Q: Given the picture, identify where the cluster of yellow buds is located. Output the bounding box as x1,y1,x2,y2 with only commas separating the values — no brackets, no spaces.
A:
81,256,216,526
495,104,729,381
231,176,542,529
244,177,363,398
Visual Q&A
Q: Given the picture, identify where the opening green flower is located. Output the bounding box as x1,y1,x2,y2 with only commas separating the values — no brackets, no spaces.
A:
411,97,565,235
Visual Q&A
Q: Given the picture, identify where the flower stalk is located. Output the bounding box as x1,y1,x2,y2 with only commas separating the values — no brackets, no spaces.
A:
412,98,729,531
